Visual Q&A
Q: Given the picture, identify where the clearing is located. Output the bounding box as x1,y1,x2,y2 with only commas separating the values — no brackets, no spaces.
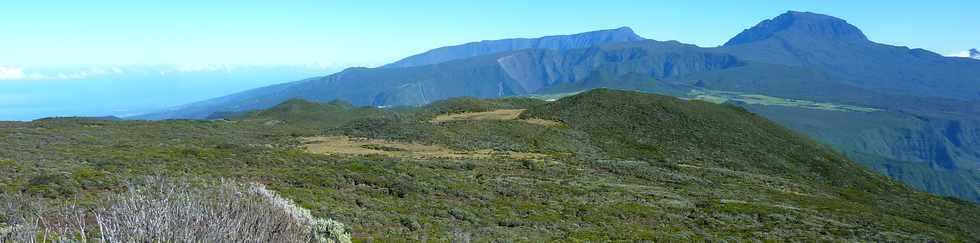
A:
688,89,881,112
430,109,562,126
302,136,548,160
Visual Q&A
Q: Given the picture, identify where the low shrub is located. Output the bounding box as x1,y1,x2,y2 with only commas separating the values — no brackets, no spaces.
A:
0,177,351,243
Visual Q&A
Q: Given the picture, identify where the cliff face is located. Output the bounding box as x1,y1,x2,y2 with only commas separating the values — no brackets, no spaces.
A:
839,119,980,201
751,105,980,202
495,41,741,94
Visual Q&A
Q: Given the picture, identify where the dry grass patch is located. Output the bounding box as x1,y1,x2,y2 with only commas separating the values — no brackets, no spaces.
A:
522,118,564,127
431,109,524,123
302,136,548,160
430,109,562,126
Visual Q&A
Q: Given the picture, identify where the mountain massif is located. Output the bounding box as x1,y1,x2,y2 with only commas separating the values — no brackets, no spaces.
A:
719,11,980,100
136,11,980,203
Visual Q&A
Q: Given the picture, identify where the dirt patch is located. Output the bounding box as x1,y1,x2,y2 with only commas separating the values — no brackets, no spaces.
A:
430,109,561,126
431,109,524,123
302,136,548,160
521,118,563,127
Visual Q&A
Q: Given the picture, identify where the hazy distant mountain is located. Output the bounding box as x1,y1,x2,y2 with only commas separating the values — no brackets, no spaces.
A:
136,28,648,119
136,40,737,119
382,27,645,68
0,65,340,121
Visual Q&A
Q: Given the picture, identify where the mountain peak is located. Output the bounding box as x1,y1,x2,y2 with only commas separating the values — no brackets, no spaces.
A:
724,11,867,46
610,26,636,34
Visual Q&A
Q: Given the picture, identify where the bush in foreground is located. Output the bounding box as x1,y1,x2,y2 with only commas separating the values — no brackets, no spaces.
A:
1,177,351,243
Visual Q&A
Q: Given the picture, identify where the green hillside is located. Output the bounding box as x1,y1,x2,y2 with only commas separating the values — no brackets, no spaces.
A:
3,89,978,241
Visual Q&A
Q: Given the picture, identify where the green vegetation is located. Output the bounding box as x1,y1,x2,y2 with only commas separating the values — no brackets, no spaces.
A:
2,89,979,241
416,96,546,119
688,89,881,112
1,177,350,242
749,105,980,202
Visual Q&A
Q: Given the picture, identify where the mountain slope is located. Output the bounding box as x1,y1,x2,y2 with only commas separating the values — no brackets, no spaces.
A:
139,40,739,119
718,11,980,100
382,27,645,68
744,104,980,200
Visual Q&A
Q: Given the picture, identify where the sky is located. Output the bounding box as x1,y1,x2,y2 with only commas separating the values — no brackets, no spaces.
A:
1,0,978,120
1,0,978,67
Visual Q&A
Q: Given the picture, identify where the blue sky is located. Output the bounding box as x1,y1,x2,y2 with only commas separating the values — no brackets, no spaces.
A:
1,0,977,67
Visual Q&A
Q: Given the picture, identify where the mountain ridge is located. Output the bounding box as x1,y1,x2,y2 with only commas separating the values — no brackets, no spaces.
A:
137,39,740,119
382,27,645,68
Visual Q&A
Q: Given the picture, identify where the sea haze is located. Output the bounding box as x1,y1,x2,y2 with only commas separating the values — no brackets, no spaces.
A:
0,65,342,121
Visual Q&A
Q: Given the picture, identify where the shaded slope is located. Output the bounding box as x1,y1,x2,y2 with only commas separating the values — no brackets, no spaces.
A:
749,105,980,202
673,63,980,201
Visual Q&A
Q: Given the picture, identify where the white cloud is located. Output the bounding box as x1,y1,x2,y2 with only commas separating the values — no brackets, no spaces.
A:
0,66,127,81
0,67,26,80
948,51,972,58
947,49,979,59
